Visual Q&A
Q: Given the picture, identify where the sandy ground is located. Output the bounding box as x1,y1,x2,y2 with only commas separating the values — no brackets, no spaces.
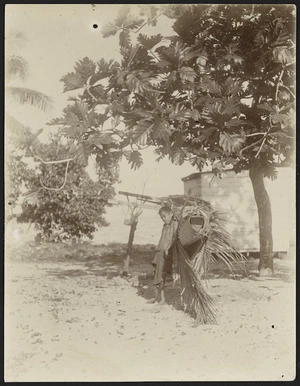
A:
5,242,296,382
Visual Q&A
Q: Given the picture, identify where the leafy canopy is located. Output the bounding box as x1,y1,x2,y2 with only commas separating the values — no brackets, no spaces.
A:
52,4,295,176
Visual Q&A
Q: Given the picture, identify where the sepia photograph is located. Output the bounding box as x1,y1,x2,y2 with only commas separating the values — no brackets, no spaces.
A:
5,4,296,382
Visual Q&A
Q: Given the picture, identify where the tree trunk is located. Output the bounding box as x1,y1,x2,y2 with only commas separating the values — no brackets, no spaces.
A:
122,221,138,276
249,166,274,276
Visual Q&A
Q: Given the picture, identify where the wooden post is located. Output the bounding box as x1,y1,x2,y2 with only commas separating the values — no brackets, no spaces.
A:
122,220,138,276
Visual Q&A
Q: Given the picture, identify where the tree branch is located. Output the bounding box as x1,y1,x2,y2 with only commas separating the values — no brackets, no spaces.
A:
254,135,268,159
85,76,98,102
284,61,295,68
245,133,266,137
149,49,161,62
28,143,75,165
32,153,75,164
86,86,98,102
40,160,70,191
239,138,262,156
254,119,272,159
275,68,284,102
133,12,162,34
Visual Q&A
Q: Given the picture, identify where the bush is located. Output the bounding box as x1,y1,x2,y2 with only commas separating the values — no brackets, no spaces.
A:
18,136,119,241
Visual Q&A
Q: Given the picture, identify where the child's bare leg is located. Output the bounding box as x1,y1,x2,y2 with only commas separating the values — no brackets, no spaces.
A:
147,285,159,303
157,275,167,305
147,298,157,304
157,288,166,305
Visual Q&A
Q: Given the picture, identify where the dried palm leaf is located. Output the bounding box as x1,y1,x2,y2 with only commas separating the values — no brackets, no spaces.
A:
167,195,246,324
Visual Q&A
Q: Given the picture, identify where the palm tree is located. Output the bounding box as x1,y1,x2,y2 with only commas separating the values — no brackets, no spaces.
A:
5,30,53,115
5,30,53,222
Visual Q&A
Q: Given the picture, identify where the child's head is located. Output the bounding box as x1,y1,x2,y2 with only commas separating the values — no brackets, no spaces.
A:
158,206,173,224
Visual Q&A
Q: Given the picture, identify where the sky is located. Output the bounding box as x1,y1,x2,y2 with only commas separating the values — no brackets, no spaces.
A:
5,4,198,197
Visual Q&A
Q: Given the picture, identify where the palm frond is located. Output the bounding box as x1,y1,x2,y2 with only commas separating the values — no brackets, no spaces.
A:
6,87,53,111
175,199,246,275
169,196,247,324
174,241,217,324
6,56,29,80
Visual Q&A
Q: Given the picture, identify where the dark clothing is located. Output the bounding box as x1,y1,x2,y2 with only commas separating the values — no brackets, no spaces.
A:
152,248,173,285
152,218,178,285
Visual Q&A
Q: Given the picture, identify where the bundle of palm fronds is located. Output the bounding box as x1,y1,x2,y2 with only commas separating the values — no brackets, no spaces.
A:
166,196,246,324
173,241,217,324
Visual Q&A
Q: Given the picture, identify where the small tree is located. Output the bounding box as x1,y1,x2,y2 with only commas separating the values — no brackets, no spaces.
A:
17,135,119,242
52,5,295,274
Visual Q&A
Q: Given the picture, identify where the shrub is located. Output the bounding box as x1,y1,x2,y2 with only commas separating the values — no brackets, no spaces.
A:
18,136,119,242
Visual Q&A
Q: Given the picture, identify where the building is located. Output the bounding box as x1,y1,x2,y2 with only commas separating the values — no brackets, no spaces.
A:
182,167,295,254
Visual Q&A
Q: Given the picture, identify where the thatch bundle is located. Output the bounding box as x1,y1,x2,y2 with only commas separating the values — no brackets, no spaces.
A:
164,195,246,324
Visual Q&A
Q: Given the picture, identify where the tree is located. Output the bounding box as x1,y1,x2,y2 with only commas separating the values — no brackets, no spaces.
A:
17,134,119,242
5,31,53,220
52,5,295,275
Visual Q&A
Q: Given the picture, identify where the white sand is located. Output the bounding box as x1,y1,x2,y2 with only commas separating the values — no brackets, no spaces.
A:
5,257,295,382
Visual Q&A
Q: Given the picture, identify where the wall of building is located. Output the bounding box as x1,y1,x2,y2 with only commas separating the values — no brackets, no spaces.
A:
183,167,294,253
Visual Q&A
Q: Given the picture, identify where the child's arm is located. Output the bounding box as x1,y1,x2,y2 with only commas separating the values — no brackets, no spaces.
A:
165,220,178,255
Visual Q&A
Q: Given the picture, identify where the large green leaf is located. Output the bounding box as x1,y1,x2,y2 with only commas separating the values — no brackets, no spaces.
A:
92,59,120,83
102,22,119,38
171,148,186,165
60,73,86,92
62,124,85,140
89,132,115,148
178,66,197,82
224,43,243,65
125,72,152,94
224,118,254,130
198,77,222,96
126,150,143,169
74,57,96,80
257,102,289,125
137,34,162,50
153,119,172,142
76,142,90,167
222,77,243,96
119,29,131,48
122,15,144,29
203,98,241,125
131,121,153,145
70,101,89,122
257,102,276,113
169,103,193,121
60,58,96,92
182,47,205,63
196,50,208,73
219,132,245,153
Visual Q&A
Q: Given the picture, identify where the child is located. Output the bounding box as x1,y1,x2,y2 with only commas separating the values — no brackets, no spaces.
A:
148,206,178,305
